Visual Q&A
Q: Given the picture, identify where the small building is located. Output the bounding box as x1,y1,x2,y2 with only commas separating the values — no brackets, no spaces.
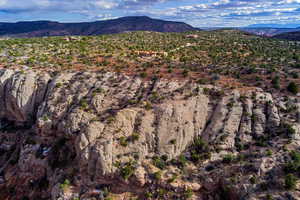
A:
135,51,168,57
186,34,199,39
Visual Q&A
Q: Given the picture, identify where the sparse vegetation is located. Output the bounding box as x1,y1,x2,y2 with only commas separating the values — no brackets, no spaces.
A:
2,29,300,200
0,30,299,91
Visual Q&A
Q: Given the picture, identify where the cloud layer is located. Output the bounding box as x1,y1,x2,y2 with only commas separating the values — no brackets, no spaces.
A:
0,0,299,27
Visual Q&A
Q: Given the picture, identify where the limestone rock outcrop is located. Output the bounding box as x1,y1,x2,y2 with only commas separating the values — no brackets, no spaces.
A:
0,69,299,200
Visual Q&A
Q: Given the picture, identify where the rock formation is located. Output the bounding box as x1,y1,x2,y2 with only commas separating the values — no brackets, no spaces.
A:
0,69,300,200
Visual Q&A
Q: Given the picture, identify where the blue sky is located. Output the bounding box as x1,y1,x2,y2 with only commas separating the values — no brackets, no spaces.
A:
0,0,300,27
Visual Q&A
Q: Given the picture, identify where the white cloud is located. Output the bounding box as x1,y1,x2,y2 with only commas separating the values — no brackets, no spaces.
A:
0,0,7,6
0,0,299,27
93,1,118,9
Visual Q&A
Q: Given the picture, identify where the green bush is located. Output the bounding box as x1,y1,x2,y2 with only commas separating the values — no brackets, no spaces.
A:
56,82,63,88
170,139,176,145
284,151,300,173
167,174,178,183
190,137,211,163
281,123,296,137
222,154,235,164
266,194,273,200
177,155,188,168
249,176,257,184
271,76,280,89
119,136,128,147
291,150,300,162
285,174,297,190
266,149,273,156
183,188,193,199
59,179,70,192
144,101,153,110
287,82,299,95
120,161,136,180
153,171,162,180
79,99,89,110
140,72,148,78
152,156,167,170
130,132,140,142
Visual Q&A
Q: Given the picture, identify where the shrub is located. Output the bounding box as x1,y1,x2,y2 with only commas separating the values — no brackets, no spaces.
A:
59,179,70,192
153,171,162,180
42,115,49,121
190,137,211,163
157,188,167,198
182,69,189,77
93,87,105,94
222,154,235,164
119,136,128,147
266,149,273,156
120,161,136,180
285,174,297,190
183,188,193,199
271,76,280,89
287,82,299,95
249,176,257,184
281,123,296,138
290,150,300,162
177,155,188,168
152,156,167,170
167,174,178,183
170,139,176,145
130,133,140,142
140,72,148,78
106,116,115,124
56,82,63,88
144,101,153,110
266,194,273,200
145,192,153,198
79,99,89,110
284,151,300,173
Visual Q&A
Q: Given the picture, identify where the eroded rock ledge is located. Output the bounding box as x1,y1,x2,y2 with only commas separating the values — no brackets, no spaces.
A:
0,69,300,200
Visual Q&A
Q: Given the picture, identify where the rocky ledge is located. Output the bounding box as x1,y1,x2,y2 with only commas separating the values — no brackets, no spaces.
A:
0,69,300,200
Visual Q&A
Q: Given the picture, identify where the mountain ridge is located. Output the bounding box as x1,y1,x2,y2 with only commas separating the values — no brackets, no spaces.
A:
0,16,198,37
272,30,300,41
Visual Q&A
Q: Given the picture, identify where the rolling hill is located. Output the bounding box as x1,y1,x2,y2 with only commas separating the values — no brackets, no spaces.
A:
273,30,300,41
239,27,300,37
0,16,198,37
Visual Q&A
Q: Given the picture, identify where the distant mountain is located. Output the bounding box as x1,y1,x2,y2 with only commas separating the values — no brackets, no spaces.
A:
238,27,300,37
246,23,300,28
0,16,198,37
273,30,300,41
199,26,300,37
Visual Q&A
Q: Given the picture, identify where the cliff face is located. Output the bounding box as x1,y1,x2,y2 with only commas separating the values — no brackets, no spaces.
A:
0,69,300,200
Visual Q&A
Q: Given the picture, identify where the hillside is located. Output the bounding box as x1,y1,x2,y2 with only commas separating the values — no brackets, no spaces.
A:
273,30,300,41
0,16,197,37
0,30,299,91
239,27,300,37
0,31,300,200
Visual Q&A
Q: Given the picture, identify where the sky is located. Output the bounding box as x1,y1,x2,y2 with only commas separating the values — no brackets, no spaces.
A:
0,0,299,27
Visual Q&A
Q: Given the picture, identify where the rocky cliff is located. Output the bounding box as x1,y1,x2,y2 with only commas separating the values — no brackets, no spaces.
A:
0,69,300,200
